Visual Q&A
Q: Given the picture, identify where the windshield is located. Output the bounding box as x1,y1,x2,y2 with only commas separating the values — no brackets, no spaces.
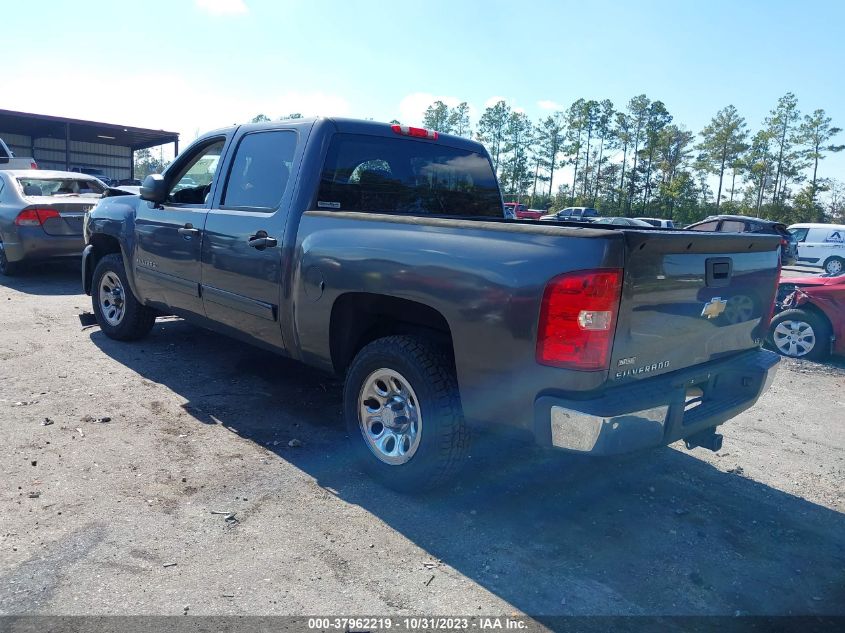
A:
17,177,105,197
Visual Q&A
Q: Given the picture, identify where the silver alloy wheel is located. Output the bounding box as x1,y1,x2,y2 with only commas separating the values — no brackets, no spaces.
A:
358,368,422,465
825,258,843,275
98,271,126,326
772,319,816,357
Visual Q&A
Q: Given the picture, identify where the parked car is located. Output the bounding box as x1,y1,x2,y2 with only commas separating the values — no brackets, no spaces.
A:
82,118,781,491
686,215,798,266
0,137,38,170
504,202,543,220
769,271,845,360
70,167,112,186
540,207,599,222
115,178,143,187
635,217,675,228
787,223,845,275
0,170,105,275
592,217,654,227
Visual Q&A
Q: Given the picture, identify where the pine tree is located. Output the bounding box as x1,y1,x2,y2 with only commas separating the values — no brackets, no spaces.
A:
591,100,614,205
565,99,586,203
500,111,534,197
624,95,651,213
765,93,801,207
697,105,748,210
797,109,844,206
448,102,472,137
422,101,452,133
476,100,511,174
536,112,566,198
640,100,671,210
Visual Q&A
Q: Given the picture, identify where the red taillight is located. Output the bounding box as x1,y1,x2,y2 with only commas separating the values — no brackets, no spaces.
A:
30,161,38,169
536,269,623,371
391,124,438,140
15,208,60,226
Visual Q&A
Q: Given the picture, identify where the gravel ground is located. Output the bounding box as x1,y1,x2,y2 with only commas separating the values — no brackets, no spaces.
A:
1,262,843,622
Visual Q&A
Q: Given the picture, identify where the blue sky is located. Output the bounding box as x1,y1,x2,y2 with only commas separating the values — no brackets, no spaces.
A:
4,0,845,183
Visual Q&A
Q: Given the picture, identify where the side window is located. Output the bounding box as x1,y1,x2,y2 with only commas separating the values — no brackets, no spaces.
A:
167,139,226,205
689,221,719,231
719,220,746,233
222,131,298,210
807,229,826,243
790,228,809,242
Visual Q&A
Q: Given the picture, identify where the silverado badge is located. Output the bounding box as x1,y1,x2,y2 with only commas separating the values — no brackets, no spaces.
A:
701,297,728,319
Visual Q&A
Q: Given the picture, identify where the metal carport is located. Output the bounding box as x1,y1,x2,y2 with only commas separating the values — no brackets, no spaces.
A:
0,109,179,182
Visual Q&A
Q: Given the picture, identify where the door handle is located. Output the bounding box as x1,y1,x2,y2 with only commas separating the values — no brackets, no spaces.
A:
178,224,200,236
248,232,278,250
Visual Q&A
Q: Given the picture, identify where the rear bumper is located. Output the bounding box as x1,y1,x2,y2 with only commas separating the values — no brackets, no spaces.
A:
3,228,84,263
533,348,779,455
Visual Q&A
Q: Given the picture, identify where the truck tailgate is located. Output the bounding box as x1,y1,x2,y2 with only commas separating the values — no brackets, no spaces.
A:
609,230,780,383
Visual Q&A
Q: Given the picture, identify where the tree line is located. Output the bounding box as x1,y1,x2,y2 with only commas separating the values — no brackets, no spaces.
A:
417,94,844,225
136,97,844,226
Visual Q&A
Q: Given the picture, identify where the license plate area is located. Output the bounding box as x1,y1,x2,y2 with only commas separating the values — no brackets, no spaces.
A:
684,385,705,413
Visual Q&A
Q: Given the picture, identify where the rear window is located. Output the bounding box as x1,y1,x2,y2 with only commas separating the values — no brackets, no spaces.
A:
315,134,501,218
16,177,104,197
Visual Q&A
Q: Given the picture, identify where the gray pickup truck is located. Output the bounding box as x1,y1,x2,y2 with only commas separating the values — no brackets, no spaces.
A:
83,118,780,491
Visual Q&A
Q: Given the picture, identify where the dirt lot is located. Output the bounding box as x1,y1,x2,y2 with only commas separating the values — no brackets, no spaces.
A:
1,262,844,621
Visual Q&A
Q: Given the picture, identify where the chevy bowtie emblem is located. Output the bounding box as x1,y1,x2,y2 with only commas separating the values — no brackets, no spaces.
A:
701,297,728,319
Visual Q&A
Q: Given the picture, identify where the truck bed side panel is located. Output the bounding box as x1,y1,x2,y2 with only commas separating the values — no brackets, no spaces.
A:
291,211,624,430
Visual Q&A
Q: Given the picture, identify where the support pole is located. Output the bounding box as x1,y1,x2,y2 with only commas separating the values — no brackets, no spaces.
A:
64,122,71,171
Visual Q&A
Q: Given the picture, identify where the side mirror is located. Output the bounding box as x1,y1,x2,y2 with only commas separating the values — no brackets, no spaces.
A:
140,174,167,204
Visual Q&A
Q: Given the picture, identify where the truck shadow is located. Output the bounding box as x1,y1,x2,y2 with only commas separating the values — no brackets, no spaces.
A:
0,260,81,296
89,319,845,618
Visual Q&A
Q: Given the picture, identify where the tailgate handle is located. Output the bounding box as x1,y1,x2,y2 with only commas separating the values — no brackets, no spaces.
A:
705,257,733,288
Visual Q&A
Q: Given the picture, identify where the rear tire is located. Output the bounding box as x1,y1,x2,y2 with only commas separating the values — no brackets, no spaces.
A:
823,256,844,275
0,240,21,276
91,253,156,341
769,308,831,361
343,335,469,493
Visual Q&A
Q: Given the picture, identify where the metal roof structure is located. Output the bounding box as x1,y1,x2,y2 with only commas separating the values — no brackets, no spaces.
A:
0,109,179,151
0,109,180,180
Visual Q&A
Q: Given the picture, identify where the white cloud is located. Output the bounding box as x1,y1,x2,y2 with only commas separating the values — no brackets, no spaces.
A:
538,99,563,111
397,92,463,126
195,0,248,16
484,95,509,109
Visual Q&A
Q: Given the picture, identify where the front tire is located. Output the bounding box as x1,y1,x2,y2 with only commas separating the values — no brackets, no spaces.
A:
823,256,844,275
91,253,156,340
769,308,831,360
343,335,469,492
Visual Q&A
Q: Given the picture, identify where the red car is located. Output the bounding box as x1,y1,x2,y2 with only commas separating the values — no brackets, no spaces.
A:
769,272,845,360
504,202,543,220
